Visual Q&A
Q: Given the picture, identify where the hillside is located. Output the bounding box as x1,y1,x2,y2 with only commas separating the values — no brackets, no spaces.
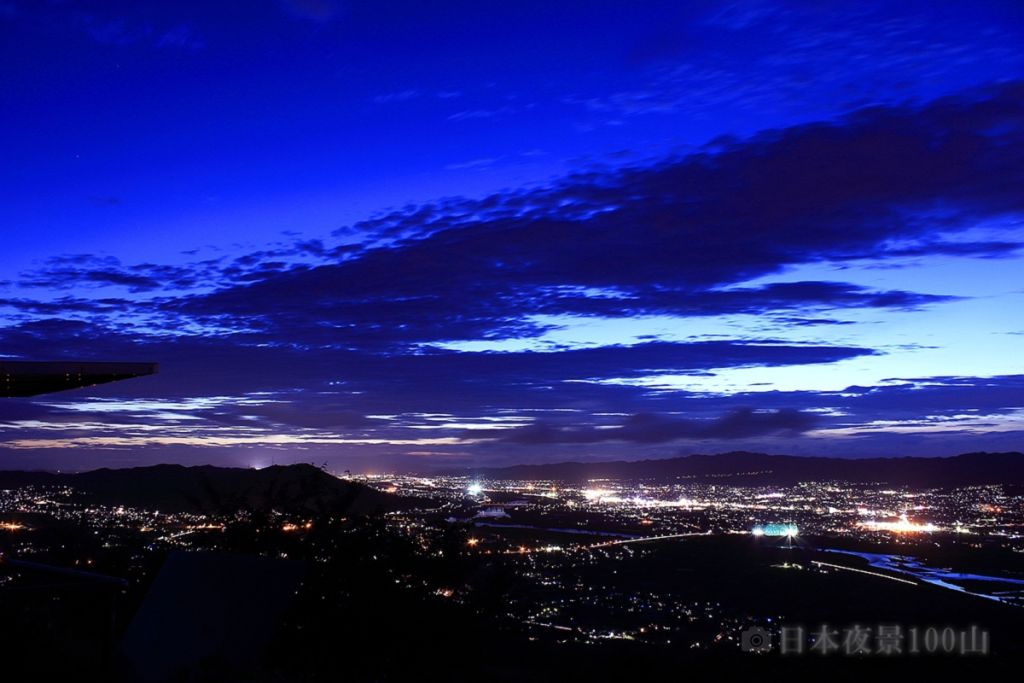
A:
0,463,416,515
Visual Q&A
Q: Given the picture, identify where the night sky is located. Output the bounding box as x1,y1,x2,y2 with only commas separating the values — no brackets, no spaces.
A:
2,1,1023,471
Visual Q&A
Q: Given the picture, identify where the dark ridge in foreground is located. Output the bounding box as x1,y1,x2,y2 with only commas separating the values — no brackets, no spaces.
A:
464,451,1024,486
0,463,416,515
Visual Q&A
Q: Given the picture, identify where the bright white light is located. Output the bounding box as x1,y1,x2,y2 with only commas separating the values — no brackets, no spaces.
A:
583,488,623,503
859,514,939,533
467,482,483,496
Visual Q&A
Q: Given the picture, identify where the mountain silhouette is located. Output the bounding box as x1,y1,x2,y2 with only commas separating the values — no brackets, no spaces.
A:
464,451,1024,486
0,463,415,515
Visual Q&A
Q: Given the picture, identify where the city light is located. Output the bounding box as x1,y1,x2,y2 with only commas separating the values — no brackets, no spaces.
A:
859,514,940,533
1,464,1022,666
752,523,798,537
583,488,623,503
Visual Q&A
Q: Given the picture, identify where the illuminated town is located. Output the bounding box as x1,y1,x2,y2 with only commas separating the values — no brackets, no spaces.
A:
4,470,1023,661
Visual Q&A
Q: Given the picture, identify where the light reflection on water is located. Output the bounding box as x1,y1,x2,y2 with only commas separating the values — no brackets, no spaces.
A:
823,548,1024,605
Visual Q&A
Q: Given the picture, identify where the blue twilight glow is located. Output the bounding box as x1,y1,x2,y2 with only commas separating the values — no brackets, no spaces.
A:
1,1,1024,470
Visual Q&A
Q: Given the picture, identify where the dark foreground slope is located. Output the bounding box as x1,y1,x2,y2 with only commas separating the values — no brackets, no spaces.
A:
0,463,415,515
467,451,1024,486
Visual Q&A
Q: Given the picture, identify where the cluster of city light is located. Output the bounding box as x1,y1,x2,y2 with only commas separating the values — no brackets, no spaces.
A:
339,473,1018,550
0,521,26,531
859,514,940,533
582,487,618,502
628,496,703,508
580,488,705,508
751,523,799,537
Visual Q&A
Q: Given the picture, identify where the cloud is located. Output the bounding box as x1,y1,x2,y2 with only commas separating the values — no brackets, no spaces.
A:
196,400,383,430
605,1,1024,121
871,240,1023,260
447,106,518,122
15,250,324,295
372,89,420,105
530,281,958,318
0,399,66,423
0,314,875,400
823,375,1024,422
0,296,132,316
444,157,500,171
161,83,1024,352
477,408,819,444
18,255,202,293
77,15,204,51
155,25,205,51
3,84,1024,464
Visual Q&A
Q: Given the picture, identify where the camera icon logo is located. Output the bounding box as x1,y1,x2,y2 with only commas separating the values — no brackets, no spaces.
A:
740,626,773,653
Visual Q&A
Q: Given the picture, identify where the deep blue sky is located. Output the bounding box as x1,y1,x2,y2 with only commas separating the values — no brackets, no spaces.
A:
2,0,1023,471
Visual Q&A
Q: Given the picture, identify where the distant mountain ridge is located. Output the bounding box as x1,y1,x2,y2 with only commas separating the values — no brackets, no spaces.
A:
463,451,1024,487
0,463,415,515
